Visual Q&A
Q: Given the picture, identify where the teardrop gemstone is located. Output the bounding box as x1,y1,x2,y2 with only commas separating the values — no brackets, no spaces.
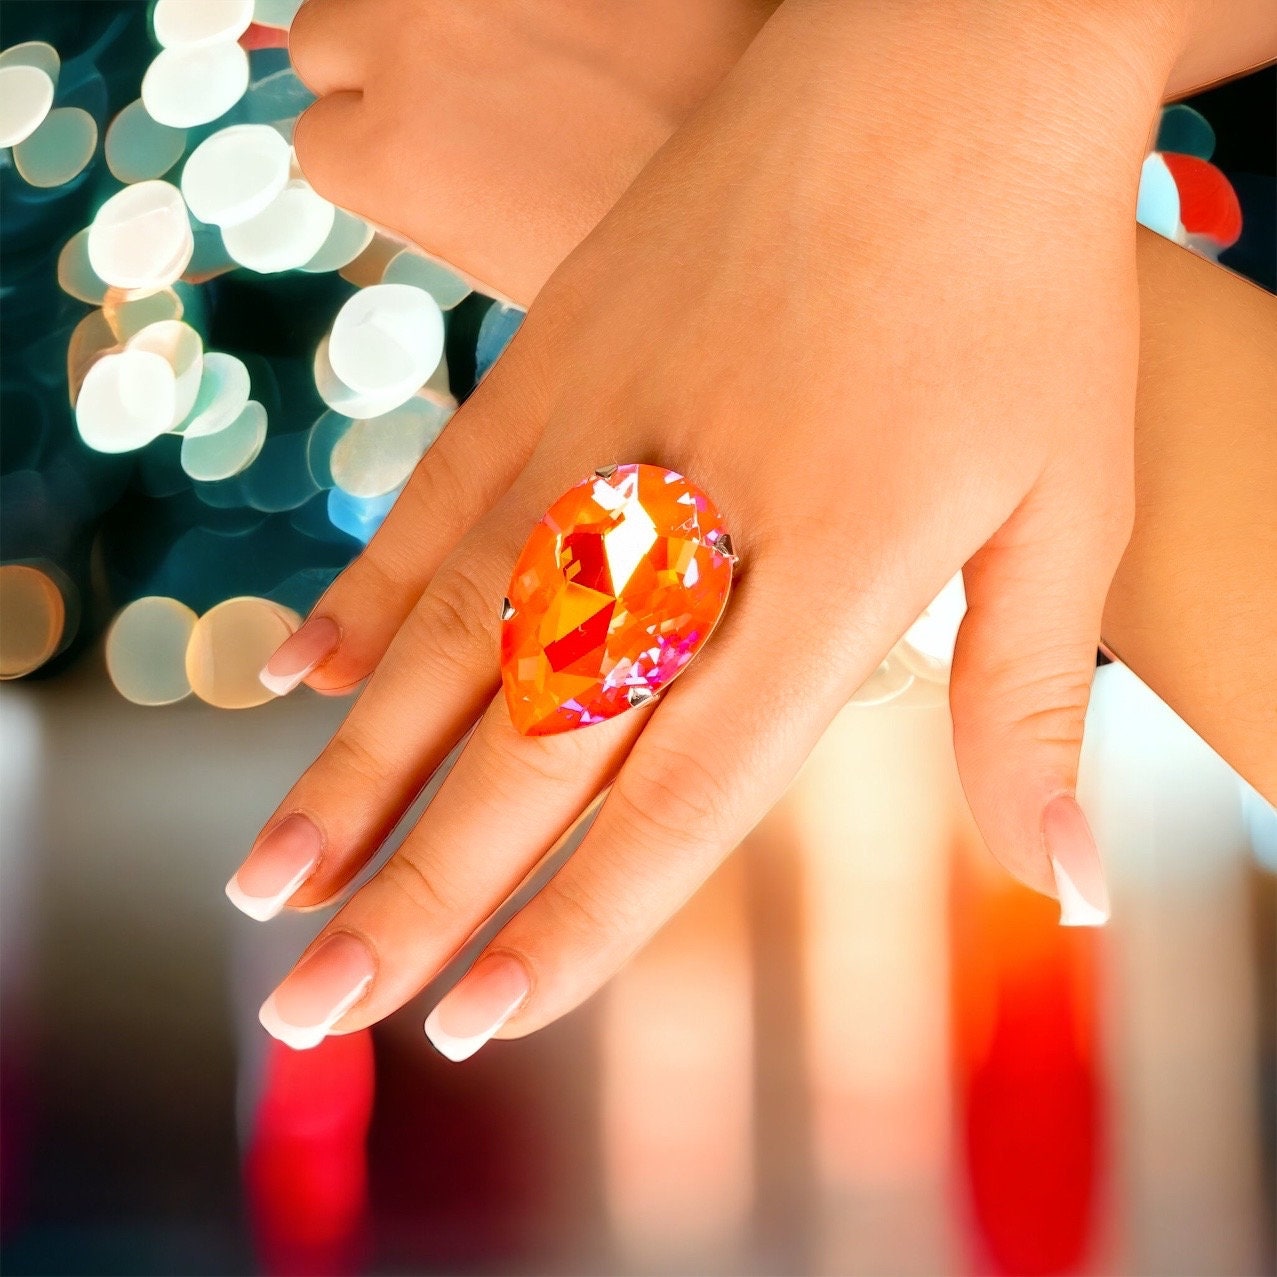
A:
500,463,734,736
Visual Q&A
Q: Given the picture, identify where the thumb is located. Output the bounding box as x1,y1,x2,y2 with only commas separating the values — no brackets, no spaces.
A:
949,471,1133,925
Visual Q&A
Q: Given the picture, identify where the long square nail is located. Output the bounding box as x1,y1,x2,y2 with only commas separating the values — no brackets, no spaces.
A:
1044,794,1110,927
226,812,323,921
259,616,340,696
425,951,531,1062
259,932,376,1051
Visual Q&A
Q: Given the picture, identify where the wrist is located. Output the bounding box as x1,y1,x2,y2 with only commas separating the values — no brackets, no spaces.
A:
766,0,1177,198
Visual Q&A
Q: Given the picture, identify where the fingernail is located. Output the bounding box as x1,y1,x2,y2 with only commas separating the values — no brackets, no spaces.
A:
225,812,323,921
424,951,531,1062
258,932,375,1051
259,615,341,696
1043,794,1111,927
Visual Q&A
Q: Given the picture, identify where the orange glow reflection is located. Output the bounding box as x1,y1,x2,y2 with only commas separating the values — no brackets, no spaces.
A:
788,702,959,1272
951,835,1104,1276
600,853,753,1268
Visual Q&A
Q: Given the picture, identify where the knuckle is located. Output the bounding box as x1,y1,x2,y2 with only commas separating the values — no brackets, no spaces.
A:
543,870,630,953
323,729,388,790
612,736,730,850
379,850,456,920
292,96,360,205
1013,699,1087,750
318,540,400,623
956,658,1092,742
292,100,335,186
407,432,476,532
286,1,338,93
414,564,498,671
482,730,584,801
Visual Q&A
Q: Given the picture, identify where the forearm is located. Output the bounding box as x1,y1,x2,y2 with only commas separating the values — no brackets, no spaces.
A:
785,0,1274,107
1107,230,1277,801
1165,0,1277,96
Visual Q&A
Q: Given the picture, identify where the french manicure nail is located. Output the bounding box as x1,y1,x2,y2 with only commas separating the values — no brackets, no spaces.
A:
425,951,531,1062
1043,793,1110,927
259,615,341,696
225,812,323,921
258,932,375,1051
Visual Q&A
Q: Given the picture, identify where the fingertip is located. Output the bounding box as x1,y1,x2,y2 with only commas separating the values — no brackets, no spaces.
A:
1043,793,1111,926
260,615,341,697
424,951,532,1062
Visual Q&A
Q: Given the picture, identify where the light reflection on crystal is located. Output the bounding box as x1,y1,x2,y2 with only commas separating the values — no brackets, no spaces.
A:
501,464,732,736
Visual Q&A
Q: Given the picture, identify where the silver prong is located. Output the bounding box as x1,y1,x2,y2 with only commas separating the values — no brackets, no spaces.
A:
594,463,618,479
626,686,657,709
500,597,516,621
713,533,738,564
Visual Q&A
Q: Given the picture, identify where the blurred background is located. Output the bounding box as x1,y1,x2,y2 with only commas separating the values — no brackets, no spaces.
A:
2,661,1275,1276
2,2,1275,1275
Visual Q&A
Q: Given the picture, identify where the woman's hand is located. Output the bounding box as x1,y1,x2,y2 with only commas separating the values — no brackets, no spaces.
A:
235,0,1180,1056
288,0,776,303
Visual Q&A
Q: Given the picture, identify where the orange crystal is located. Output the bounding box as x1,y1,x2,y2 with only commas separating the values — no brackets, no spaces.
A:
500,463,734,736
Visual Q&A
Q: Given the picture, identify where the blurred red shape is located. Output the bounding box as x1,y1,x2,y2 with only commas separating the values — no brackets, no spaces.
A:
240,23,292,50
246,1030,376,1277
952,859,1104,1276
1162,152,1243,248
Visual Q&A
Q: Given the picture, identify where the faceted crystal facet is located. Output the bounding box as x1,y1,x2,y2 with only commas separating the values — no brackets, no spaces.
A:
501,463,733,736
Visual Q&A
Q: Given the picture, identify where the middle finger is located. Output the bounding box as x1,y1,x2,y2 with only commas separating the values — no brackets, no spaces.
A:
257,689,647,1048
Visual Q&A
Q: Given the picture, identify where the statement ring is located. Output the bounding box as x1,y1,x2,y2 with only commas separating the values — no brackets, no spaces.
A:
500,463,736,736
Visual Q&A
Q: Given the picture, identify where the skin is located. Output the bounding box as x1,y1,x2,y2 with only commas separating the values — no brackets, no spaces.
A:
243,0,1274,1048
1108,232,1277,801
290,0,781,303
289,0,1277,307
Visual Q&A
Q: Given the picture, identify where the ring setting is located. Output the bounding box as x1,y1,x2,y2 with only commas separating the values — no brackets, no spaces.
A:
500,463,735,736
